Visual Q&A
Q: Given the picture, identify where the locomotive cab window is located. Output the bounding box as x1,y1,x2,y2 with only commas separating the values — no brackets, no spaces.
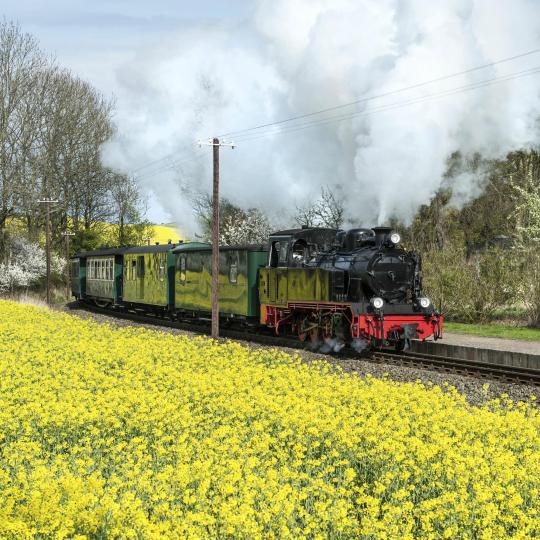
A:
279,242,289,266
291,241,307,265
270,241,280,267
270,240,290,267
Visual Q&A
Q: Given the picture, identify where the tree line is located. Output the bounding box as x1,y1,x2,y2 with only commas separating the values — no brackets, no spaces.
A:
0,20,150,260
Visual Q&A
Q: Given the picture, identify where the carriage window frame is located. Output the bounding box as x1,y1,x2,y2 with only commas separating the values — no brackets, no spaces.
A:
136,256,145,279
179,256,186,284
229,262,238,284
158,255,166,282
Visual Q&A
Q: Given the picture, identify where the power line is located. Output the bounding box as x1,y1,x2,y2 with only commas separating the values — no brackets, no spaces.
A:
217,47,540,139
132,150,206,182
128,144,203,178
231,65,540,144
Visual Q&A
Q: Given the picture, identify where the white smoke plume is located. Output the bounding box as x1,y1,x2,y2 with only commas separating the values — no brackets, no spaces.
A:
103,0,540,233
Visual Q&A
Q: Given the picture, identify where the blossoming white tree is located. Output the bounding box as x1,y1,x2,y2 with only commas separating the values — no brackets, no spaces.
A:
0,236,64,293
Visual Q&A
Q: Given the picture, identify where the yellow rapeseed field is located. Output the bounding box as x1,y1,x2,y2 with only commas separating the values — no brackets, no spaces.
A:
0,301,538,539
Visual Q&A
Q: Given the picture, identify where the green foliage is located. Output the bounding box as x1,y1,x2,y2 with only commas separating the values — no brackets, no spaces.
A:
516,249,540,327
405,149,540,328
444,322,540,342
71,228,107,253
422,244,519,323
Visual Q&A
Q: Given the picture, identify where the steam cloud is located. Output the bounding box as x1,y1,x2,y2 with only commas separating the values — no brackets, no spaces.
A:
103,0,540,233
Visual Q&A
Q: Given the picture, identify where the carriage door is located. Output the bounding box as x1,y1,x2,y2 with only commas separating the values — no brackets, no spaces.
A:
136,255,145,299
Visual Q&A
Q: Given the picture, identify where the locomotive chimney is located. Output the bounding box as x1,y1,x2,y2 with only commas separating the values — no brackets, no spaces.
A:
372,226,392,246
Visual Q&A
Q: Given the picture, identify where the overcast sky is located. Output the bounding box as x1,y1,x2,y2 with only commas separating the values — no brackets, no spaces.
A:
3,1,539,231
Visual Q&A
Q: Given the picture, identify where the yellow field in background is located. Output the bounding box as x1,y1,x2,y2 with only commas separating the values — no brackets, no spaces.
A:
4,219,184,246
150,224,184,244
0,301,538,538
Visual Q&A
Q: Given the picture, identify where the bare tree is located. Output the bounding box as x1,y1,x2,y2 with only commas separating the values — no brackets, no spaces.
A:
0,21,50,251
295,185,345,229
108,171,153,246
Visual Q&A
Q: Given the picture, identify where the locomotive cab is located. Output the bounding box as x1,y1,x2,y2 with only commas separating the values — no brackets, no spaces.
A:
268,227,339,268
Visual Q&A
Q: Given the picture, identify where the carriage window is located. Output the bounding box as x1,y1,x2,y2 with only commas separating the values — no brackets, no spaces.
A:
136,256,145,278
180,257,186,283
229,263,238,284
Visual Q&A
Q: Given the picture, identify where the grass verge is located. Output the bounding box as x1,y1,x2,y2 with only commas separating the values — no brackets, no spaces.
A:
445,321,540,342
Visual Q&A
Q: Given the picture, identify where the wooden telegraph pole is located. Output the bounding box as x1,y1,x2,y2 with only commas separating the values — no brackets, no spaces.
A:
211,137,220,340
61,230,75,300
38,198,59,305
198,137,235,339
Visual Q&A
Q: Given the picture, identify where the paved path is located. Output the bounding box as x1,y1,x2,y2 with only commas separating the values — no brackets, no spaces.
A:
442,332,540,356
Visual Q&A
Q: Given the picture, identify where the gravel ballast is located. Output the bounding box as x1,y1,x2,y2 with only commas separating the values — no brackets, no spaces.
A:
65,305,538,407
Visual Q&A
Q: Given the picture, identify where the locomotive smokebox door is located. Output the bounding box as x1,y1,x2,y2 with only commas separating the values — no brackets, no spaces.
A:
401,323,419,339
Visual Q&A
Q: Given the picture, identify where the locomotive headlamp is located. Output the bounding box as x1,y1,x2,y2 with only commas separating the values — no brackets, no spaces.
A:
389,232,401,244
371,297,384,309
419,297,431,308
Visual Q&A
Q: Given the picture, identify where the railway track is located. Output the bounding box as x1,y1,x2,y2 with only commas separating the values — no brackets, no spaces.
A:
68,302,540,386
373,351,540,386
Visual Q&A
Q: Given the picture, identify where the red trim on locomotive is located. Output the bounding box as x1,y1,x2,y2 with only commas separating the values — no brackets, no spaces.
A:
260,302,443,344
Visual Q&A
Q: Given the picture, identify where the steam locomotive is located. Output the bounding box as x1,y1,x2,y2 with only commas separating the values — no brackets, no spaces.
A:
71,226,443,351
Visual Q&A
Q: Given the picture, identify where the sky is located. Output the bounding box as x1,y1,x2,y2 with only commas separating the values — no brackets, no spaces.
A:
3,1,540,233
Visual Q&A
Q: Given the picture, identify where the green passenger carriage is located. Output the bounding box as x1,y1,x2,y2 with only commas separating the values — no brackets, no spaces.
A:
73,248,125,306
173,243,267,319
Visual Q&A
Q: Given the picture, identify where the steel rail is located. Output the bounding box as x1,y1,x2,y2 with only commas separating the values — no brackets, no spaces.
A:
372,351,540,386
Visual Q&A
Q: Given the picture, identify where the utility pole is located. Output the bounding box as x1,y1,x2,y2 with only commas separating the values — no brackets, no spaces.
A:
38,198,58,305
61,230,75,300
198,137,235,339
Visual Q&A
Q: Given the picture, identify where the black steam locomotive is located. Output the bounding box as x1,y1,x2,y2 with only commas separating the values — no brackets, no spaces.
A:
259,226,442,351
